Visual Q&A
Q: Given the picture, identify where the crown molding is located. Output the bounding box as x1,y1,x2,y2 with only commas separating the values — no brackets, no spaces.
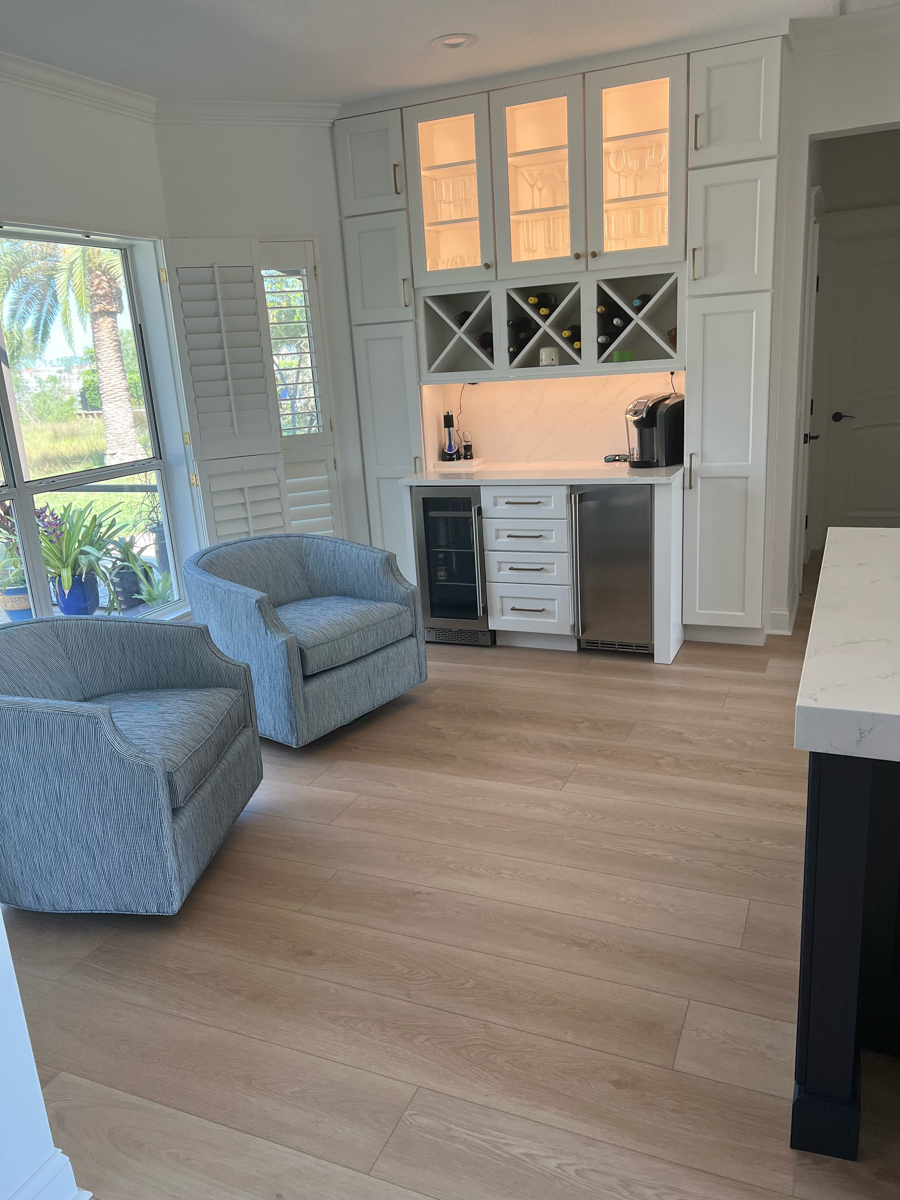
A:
0,51,157,121
788,6,900,59
153,99,340,126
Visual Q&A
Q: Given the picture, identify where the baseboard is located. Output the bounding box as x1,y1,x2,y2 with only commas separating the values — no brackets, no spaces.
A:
9,1150,90,1200
495,631,579,652
768,594,799,636
684,624,768,646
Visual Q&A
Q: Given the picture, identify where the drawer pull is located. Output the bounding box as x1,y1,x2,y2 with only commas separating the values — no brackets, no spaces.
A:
511,606,546,613
508,566,544,572
506,533,544,539
504,500,542,505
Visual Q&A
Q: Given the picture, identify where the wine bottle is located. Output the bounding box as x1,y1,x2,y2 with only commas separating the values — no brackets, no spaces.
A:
667,326,677,350
631,293,653,311
507,316,537,354
596,301,611,315
597,333,612,347
527,291,557,316
440,411,459,462
454,310,472,327
475,330,494,358
561,324,581,343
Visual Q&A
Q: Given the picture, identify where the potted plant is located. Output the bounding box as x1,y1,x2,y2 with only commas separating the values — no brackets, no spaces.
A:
136,569,175,609
0,541,32,622
39,501,126,616
108,535,155,610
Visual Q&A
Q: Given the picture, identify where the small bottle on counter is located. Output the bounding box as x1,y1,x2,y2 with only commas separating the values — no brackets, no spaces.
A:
440,411,459,461
462,432,474,460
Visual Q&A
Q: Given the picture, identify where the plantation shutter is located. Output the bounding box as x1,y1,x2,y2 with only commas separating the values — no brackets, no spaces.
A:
164,237,339,545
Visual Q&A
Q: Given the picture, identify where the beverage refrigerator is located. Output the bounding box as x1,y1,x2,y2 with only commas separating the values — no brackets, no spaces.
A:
411,487,494,645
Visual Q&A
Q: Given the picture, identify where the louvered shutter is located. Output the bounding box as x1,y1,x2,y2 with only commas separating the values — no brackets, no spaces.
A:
197,454,290,543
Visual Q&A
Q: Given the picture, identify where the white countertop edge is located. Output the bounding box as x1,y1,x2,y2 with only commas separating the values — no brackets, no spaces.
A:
400,463,684,486
795,703,900,762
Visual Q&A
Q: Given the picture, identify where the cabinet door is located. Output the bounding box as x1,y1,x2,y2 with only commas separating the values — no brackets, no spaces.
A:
682,292,771,627
585,56,687,270
352,322,422,581
334,111,406,216
404,95,496,287
343,211,414,324
689,39,781,168
687,159,777,295
490,75,586,279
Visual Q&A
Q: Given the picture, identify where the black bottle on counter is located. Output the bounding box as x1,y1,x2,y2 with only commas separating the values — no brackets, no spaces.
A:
440,410,459,461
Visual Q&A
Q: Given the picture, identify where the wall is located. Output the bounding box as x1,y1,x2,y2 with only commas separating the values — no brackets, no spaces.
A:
422,372,684,466
818,127,900,211
770,6,900,627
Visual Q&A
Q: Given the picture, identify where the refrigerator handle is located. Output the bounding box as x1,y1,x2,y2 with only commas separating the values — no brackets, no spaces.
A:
570,490,582,638
473,503,486,615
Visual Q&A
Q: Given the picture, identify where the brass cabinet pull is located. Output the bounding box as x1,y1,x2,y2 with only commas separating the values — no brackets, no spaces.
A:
483,262,492,269
691,247,701,280
693,113,702,151
392,163,402,195
401,277,409,307
688,452,696,490
573,251,581,260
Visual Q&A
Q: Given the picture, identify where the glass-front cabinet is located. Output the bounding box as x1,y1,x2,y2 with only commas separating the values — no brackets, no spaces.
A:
585,57,687,269
490,76,586,279
404,95,496,287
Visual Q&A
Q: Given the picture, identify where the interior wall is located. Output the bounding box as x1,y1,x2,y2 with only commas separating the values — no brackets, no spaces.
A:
422,372,684,466
818,127,900,211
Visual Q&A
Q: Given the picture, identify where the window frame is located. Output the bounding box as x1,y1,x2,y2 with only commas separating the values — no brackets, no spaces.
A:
0,226,194,620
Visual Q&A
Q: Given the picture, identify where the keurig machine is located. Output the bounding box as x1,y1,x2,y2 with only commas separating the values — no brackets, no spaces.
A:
623,392,685,468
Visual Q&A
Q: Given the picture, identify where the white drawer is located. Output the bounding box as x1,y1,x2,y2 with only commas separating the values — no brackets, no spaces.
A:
487,582,573,634
485,550,570,584
480,485,568,520
481,518,570,553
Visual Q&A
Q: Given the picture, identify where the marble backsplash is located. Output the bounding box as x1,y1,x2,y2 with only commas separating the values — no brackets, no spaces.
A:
423,373,685,464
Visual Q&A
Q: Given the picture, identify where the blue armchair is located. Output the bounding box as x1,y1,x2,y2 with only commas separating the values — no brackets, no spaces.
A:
0,618,262,915
184,534,427,747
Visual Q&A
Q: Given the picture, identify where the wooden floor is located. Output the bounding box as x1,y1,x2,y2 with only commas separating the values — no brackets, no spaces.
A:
7,558,900,1199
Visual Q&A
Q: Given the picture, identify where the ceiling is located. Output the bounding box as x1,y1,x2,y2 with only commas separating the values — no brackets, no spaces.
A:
0,0,836,105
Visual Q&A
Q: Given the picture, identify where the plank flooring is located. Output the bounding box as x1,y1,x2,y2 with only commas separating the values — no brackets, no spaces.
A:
6,554,900,1198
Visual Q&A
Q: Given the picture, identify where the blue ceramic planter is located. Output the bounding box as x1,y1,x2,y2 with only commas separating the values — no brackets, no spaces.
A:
55,574,100,616
1,586,33,622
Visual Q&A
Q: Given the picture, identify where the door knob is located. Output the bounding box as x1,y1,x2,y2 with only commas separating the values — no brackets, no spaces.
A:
804,433,820,443
831,411,856,422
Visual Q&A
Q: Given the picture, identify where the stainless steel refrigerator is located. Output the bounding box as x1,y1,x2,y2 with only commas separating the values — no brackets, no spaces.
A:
571,485,653,653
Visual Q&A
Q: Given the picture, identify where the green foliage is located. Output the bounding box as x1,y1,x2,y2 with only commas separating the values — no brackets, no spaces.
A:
39,501,128,611
0,541,26,589
16,374,78,424
81,331,144,410
137,571,174,607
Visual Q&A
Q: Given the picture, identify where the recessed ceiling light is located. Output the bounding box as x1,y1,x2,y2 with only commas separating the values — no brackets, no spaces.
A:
432,32,479,50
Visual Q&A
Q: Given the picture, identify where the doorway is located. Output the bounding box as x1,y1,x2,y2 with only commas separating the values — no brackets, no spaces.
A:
804,129,900,553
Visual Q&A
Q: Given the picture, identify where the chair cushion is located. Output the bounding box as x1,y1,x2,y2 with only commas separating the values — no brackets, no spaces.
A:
275,595,413,676
0,622,85,702
196,536,312,608
92,687,246,808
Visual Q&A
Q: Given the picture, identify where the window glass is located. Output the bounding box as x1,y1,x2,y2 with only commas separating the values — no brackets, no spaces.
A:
0,238,153,480
0,500,33,623
33,470,177,617
261,268,323,435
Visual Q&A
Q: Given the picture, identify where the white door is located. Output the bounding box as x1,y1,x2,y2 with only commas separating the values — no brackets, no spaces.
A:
352,322,422,581
687,159,777,295
404,93,496,287
689,38,781,168
814,209,900,535
683,292,772,628
585,55,687,270
343,211,414,324
490,75,587,279
333,110,406,216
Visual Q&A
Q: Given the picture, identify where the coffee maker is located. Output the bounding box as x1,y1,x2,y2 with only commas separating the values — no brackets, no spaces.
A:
624,393,685,468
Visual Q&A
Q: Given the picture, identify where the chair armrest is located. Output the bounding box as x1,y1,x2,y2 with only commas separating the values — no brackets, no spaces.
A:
0,696,181,913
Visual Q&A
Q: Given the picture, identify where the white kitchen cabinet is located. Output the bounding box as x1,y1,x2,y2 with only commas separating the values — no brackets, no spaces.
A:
686,158,777,295
585,56,687,270
485,549,570,583
352,322,422,581
404,94,496,288
487,580,573,634
689,39,781,168
482,517,570,553
490,75,587,280
682,291,772,627
480,484,568,518
343,211,414,324
334,110,406,216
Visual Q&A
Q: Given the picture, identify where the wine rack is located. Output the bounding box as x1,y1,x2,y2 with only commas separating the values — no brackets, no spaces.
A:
506,282,581,369
422,290,494,375
595,272,678,364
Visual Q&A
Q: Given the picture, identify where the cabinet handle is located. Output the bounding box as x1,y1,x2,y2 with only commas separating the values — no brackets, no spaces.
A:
392,163,402,195
688,452,696,490
693,113,702,151
573,252,581,260
401,277,409,307
504,499,542,505
511,606,546,613
507,533,543,539
590,250,598,258
508,566,544,572
691,247,701,280
483,262,492,270
413,455,422,475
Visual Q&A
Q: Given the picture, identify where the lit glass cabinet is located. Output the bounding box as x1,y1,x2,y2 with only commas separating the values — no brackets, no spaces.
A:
404,95,496,287
585,57,687,269
490,76,586,279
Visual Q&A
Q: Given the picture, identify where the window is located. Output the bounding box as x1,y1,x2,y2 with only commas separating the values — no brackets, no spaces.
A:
0,233,179,622
261,268,323,436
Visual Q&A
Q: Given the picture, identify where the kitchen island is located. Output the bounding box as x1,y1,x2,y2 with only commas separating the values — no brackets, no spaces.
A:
792,527,900,1159
401,462,684,663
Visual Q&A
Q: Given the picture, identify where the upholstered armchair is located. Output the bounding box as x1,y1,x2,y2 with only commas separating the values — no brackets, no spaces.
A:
0,618,262,915
184,534,427,748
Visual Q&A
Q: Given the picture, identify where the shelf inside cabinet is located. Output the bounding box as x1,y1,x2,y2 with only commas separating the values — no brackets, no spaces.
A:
506,282,581,369
596,273,677,364
423,290,494,375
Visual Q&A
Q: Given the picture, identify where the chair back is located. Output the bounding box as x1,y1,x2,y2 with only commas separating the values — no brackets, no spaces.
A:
190,536,313,607
0,620,86,701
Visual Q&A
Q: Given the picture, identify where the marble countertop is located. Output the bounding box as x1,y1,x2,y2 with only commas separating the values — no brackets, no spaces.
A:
401,461,684,486
796,527,900,761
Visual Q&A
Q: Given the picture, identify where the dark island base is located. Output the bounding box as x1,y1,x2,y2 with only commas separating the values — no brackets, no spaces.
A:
791,752,900,1160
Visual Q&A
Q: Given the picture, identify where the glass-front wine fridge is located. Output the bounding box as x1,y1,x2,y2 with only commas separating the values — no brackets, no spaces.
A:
411,487,493,645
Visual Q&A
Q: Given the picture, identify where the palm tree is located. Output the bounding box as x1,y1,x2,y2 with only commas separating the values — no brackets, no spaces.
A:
0,240,146,464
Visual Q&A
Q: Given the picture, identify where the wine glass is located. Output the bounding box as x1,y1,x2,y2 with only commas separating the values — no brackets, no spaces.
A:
521,217,539,256
520,168,545,210
648,140,668,194
608,148,630,199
